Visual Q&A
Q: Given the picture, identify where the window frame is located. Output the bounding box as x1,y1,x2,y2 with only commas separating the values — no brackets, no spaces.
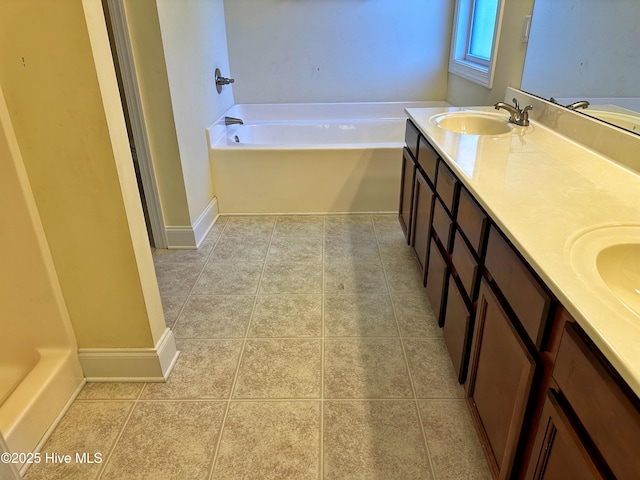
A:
449,0,505,88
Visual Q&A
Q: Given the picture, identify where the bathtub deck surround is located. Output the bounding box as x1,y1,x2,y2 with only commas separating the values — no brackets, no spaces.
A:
23,214,491,479
207,102,448,214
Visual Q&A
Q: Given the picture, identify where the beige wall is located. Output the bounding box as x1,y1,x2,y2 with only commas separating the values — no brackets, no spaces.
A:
121,0,190,228
0,84,79,366
446,0,535,106
156,0,234,222
0,0,165,349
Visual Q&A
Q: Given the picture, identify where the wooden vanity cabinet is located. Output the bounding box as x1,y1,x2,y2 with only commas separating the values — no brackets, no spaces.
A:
467,279,538,478
425,237,448,324
398,147,416,242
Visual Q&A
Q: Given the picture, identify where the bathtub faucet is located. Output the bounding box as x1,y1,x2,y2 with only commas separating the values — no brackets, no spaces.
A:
225,116,244,126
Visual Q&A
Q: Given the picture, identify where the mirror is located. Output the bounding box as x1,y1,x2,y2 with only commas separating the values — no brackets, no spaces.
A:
521,0,640,135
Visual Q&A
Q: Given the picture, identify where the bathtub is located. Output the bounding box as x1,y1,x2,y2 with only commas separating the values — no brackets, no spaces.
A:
207,101,447,214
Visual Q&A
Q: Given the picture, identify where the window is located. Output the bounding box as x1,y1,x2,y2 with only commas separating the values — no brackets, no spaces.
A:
449,0,504,88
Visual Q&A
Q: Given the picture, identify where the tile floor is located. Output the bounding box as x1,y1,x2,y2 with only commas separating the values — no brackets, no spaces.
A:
23,214,491,480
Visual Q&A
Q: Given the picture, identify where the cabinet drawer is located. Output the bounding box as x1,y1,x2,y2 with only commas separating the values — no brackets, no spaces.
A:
457,188,488,257
426,238,448,326
553,322,640,479
452,230,479,300
443,276,472,383
405,120,420,159
435,161,459,215
432,199,454,253
485,227,551,349
418,136,438,185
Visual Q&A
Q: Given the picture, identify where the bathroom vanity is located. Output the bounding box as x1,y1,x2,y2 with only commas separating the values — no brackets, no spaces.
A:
400,91,640,479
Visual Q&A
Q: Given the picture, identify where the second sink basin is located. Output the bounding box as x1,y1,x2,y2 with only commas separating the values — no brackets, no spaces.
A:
569,225,640,318
432,112,513,135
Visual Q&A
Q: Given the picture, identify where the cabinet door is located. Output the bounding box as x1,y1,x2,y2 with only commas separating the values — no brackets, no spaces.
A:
466,279,537,479
398,148,416,243
410,168,434,275
526,390,606,480
425,238,448,326
443,275,472,383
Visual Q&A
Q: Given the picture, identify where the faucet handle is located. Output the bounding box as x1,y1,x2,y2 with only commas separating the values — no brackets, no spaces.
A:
512,98,520,110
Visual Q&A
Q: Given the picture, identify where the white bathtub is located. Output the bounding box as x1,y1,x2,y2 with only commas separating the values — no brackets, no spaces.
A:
207,101,447,214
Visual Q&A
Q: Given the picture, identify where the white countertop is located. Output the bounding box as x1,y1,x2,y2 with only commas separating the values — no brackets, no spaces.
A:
406,105,640,397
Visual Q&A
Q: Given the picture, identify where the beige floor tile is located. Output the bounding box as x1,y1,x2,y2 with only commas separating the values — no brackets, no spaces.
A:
152,246,213,265
141,339,242,400
324,338,412,398
249,294,322,337
377,235,418,263
206,216,229,240
324,294,397,337
383,258,425,294
154,262,203,296
418,399,492,479
160,294,187,329
76,382,143,400
273,215,324,237
233,339,321,398
324,215,375,237
372,214,405,238
100,401,225,480
211,401,320,480
192,262,263,295
324,261,388,294
222,216,276,237
403,339,465,399
23,402,133,480
392,293,442,338
267,236,323,263
173,295,255,338
259,262,323,294
209,235,270,263
323,235,381,263
323,400,433,480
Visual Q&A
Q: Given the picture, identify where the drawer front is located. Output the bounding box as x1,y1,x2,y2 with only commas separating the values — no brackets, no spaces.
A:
436,161,459,215
457,187,488,257
418,136,438,185
554,322,640,479
452,229,479,300
426,238,448,326
443,276,472,383
432,199,454,253
405,120,420,159
484,227,551,349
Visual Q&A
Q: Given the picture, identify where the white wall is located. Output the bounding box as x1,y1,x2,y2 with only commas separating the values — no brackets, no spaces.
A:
156,0,234,224
521,0,640,99
224,0,453,103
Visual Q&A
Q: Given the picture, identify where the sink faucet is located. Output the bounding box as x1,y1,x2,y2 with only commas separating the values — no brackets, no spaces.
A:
566,100,590,110
224,116,244,126
494,98,532,126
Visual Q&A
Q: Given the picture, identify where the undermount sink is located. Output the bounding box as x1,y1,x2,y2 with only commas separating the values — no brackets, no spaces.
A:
432,112,513,135
569,225,640,317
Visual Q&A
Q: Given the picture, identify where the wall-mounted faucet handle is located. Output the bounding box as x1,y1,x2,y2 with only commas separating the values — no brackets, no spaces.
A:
215,67,234,94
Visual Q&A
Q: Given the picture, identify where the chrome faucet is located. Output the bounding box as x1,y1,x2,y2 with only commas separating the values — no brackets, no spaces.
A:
224,116,243,126
566,100,590,110
494,98,533,126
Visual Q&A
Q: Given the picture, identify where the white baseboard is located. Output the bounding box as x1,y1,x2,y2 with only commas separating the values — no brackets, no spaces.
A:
165,197,218,249
78,328,179,381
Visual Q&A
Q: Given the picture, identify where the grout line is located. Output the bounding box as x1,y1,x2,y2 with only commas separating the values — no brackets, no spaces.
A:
206,217,277,480
94,400,138,480
319,214,326,480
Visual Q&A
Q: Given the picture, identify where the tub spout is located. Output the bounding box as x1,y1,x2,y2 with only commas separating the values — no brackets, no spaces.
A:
225,116,244,126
